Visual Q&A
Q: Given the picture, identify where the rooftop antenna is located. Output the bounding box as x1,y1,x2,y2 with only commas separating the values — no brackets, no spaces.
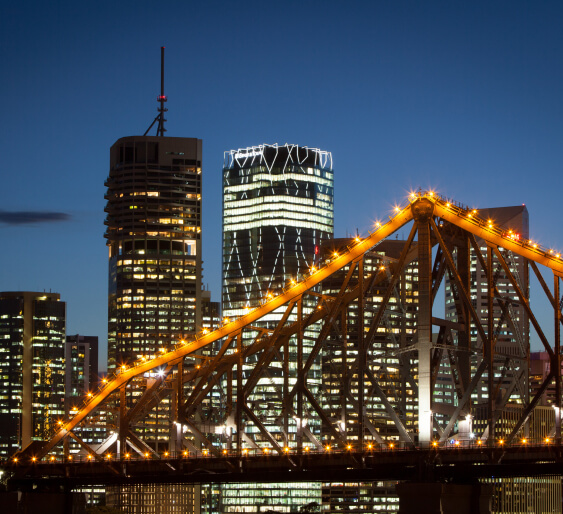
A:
144,47,168,136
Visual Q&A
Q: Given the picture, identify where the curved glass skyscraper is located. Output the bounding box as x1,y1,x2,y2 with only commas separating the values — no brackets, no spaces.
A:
222,143,334,317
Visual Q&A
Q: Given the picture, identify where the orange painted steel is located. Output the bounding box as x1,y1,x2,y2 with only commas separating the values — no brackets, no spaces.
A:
33,191,563,459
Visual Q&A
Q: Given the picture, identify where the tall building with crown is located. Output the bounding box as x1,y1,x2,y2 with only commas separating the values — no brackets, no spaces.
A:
218,143,334,513
104,136,203,371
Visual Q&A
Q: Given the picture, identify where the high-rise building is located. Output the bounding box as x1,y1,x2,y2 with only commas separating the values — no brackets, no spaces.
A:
0,291,66,457
441,205,529,429
65,334,99,406
222,143,334,317
219,143,333,513
320,238,419,442
104,136,203,372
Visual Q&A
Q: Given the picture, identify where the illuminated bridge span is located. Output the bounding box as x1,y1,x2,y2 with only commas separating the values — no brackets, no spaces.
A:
6,191,563,486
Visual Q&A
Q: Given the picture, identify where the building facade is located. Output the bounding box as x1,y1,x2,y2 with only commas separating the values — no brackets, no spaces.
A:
219,143,333,513
442,205,530,434
0,291,66,457
104,136,203,372
65,334,99,407
222,143,334,317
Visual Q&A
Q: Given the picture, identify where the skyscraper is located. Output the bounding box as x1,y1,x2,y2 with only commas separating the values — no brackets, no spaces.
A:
441,205,529,426
0,291,66,457
222,143,334,317
65,335,99,410
219,143,333,513
104,136,203,371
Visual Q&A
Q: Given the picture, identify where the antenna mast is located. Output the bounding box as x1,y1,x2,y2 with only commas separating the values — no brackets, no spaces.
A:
144,47,168,137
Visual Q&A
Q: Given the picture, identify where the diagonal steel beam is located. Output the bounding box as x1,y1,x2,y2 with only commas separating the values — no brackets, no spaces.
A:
494,247,554,358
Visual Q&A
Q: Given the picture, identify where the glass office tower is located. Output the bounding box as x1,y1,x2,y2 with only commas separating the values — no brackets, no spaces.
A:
223,143,333,315
219,144,333,514
104,136,203,372
0,291,66,457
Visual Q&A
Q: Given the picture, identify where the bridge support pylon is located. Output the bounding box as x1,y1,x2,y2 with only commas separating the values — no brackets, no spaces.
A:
413,199,434,446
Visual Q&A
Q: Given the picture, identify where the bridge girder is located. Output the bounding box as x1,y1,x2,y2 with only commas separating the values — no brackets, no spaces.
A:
11,191,563,475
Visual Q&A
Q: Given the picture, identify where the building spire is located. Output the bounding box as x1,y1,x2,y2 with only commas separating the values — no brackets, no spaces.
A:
144,47,168,137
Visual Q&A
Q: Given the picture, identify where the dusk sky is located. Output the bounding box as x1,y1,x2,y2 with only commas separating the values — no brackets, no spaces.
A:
1,1,562,369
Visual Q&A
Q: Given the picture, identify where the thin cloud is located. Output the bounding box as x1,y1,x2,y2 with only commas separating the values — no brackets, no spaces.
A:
0,210,71,226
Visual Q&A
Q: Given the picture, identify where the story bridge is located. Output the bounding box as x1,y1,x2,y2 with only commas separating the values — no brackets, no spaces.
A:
4,191,563,499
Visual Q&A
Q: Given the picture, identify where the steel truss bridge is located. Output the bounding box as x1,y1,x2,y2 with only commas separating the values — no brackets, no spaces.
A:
6,191,563,487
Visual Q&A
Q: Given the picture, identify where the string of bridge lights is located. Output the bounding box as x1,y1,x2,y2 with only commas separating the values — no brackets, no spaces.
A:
10,436,558,465
37,190,562,464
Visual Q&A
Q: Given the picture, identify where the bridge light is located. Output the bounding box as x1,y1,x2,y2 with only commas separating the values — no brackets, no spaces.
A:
446,203,450,207
498,439,504,445
325,445,331,451
304,447,310,452
263,448,269,454
367,444,373,450
106,453,112,460
13,457,18,463
201,329,208,335
346,444,352,451
164,452,169,457
87,455,92,461
394,207,400,213
454,440,460,447
432,441,438,448
68,455,72,461
203,449,209,456
429,191,434,197
223,449,228,455
521,438,527,444
477,440,483,446
242,449,248,456
284,447,290,453
223,317,230,323
144,452,150,459
545,437,551,444
389,443,395,449
125,453,130,459
375,222,381,227
32,457,37,462
333,252,339,258
182,451,188,457
50,455,55,461
102,378,107,384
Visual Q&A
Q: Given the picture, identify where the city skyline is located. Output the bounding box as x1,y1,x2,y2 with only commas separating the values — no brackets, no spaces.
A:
2,1,563,369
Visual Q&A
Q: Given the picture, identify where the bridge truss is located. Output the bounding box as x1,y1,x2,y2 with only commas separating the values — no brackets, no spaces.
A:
11,191,563,473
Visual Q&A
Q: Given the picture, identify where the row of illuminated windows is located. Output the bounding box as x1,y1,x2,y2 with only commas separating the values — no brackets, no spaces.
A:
226,170,333,186
224,202,332,219
224,192,327,208
225,218,333,233
117,258,197,266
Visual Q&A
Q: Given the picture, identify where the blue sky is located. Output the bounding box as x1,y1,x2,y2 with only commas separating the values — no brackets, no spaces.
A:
1,1,562,369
